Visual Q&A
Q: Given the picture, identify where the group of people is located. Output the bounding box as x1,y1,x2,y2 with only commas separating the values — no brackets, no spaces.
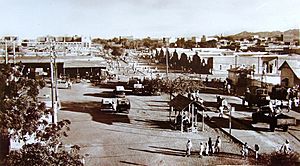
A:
185,136,222,157
185,137,292,160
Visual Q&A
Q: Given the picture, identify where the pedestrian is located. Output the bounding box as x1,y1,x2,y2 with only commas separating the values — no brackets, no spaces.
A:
280,139,291,154
219,106,224,117
254,144,259,160
204,142,209,156
227,83,231,94
215,136,221,153
208,137,213,155
241,142,249,159
186,139,192,157
199,142,204,157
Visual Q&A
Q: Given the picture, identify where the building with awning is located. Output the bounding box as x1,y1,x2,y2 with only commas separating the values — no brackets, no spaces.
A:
0,56,107,78
63,60,107,77
169,94,206,132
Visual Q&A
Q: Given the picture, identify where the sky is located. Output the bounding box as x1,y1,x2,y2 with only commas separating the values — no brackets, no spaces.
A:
0,0,299,39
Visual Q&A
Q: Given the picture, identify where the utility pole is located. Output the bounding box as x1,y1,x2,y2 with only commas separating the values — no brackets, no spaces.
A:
13,41,16,64
50,41,58,124
166,48,169,78
50,52,55,124
5,41,8,64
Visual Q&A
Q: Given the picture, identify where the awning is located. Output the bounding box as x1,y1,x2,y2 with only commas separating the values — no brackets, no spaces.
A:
169,94,205,111
63,60,107,68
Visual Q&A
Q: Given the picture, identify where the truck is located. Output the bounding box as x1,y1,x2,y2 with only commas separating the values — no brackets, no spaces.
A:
243,86,270,107
116,98,131,113
114,86,126,98
252,106,296,132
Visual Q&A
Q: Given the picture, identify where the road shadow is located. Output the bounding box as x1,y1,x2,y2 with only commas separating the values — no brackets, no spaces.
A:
213,151,243,159
61,101,130,125
204,101,218,108
147,104,169,108
135,108,169,112
128,147,184,157
119,161,146,166
84,91,114,98
202,116,253,130
134,119,173,130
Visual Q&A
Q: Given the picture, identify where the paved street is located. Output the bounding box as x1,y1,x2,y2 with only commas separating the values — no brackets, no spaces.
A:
40,83,254,165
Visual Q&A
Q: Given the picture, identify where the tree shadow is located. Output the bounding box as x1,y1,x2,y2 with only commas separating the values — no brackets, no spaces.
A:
128,147,185,157
61,101,130,125
213,151,243,159
84,91,115,98
203,101,218,108
134,119,173,130
202,116,253,130
119,160,146,166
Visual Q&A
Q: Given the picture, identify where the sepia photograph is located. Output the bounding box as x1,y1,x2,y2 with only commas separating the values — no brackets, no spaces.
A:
0,0,299,165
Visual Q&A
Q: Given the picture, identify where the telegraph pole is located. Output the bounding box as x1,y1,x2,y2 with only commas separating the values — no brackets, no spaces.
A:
13,41,16,64
5,41,8,64
50,53,55,123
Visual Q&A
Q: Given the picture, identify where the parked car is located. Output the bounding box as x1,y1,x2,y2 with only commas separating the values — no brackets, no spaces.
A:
243,86,270,107
252,106,296,131
114,86,126,98
133,83,143,95
56,79,72,89
100,98,116,112
116,98,131,113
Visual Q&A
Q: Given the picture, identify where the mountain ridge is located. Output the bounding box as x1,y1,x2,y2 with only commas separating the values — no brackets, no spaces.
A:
229,29,299,39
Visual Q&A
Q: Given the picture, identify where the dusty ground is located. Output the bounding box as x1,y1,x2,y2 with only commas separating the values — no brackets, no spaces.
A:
39,82,256,165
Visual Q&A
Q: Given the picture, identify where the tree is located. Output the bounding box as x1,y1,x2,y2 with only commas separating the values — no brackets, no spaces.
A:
111,46,124,56
170,50,179,69
0,64,83,165
179,53,190,71
191,53,201,73
158,48,165,63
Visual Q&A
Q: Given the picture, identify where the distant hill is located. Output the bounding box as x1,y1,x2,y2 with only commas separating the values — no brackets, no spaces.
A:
229,29,299,39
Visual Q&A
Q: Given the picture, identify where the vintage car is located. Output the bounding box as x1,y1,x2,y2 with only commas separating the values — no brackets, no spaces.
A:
116,98,131,113
243,86,270,107
100,98,116,112
252,106,296,132
113,86,126,98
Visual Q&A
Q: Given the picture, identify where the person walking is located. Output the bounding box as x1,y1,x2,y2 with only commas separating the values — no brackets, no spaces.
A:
241,142,249,159
199,142,204,158
280,139,291,154
186,139,192,157
208,137,213,155
215,136,221,153
204,142,209,156
254,144,260,160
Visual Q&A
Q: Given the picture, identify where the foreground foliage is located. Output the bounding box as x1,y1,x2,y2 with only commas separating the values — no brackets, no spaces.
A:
256,151,300,166
0,64,83,165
